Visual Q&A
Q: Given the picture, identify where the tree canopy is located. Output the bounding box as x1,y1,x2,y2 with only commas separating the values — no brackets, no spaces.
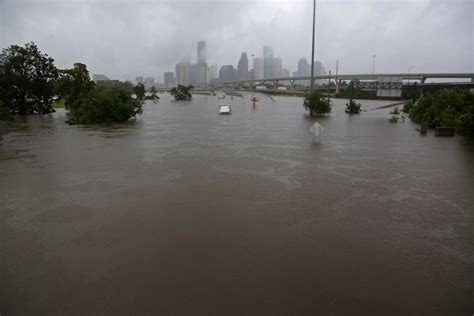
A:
133,83,146,101
303,90,331,116
345,99,361,114
56,62,95,107
67,86,142,124
409,89,474,137
170,84,193,101
144,86,160,102
0,42,59,115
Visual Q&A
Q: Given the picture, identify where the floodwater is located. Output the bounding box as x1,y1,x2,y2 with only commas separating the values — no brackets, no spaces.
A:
1,93,473,315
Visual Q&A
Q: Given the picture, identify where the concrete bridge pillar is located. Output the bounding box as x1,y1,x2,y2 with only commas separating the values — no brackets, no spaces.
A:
289,80,295,91
471,77,474,83
420,76,426,84
335,79,341,95
273,80,279,90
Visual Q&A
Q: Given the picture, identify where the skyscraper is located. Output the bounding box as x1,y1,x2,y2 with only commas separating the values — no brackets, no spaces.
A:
175,63,188,85
197,41,206,64
196,41,207,86
164,72,175,88
253,57,264,80
297,58,310,85
298,58,310,76
219,65,236,81
272,58,282,78
263,46,273,79
237,52,249,81
209,64,218,81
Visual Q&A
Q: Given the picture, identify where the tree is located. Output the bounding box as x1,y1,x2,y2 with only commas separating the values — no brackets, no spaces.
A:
170,84,193,101
67,87,142,124
303,90,331,116
96,80,134,94
409,89,474,137
133,83,146,101
56,63,95,107
0,42,59,115
345,99,361,114
144,86,160,102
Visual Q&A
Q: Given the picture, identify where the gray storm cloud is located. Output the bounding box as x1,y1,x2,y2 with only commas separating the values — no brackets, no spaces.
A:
1,0,472,81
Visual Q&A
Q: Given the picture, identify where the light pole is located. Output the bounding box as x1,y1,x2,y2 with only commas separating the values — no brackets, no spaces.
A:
310,0,316,91
372,54,376,75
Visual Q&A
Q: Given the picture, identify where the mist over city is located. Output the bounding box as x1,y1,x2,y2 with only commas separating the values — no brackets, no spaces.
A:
1,0,474,315
1,0,472,83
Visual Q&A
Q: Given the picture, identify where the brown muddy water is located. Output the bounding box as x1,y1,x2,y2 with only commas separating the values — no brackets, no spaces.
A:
1,93,473,315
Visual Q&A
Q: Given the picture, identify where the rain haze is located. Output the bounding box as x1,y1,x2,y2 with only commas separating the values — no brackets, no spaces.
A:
1,0,472,81
1,0,474,315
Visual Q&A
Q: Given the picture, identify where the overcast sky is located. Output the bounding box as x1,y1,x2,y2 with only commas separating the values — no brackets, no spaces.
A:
1,0,472,81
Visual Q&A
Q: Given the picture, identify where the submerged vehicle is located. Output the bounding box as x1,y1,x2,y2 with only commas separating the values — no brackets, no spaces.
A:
219,105,232,115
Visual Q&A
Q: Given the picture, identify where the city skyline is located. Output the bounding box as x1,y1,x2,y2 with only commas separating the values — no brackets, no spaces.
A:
1,0,471,80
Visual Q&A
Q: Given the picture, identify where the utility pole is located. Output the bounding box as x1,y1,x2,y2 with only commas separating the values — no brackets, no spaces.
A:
310,0,316,91
327,70,331,105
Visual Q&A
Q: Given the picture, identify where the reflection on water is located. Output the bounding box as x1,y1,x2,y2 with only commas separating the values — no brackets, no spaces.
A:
1,93,473,315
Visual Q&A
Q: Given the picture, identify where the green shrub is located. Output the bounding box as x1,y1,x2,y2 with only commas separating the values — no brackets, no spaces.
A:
170,85,193,101
345,99,361,114
67,87,142,124
303,90,331,116
409,89,474,137
388,115,399,123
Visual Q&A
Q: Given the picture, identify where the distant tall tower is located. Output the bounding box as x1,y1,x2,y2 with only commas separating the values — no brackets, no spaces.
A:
253,57,264,80
298,58,310,85
263,46,273,79
272,58,282,78
237,52,249,81
197,41,206,64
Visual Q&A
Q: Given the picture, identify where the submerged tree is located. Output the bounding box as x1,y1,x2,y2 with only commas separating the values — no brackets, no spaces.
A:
303,90,331,116
67,87,142,125
345,99,361,114
170,84,193,101
144,86,160,102
0,42,59,115
56,62,95,107
133,83,146,101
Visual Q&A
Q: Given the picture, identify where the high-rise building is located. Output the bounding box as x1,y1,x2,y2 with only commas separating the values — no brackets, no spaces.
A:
175,63,188,85
219,65,236,81
253,57,264,80
144,77,155,88
272,58,282,78
312,60,327,85
136,77,144,84
263,46,273,79
197,41,206,64
281,68,290,78
209,64,218,81
164,72,175,88
188,63,198,85
197,63,207,86
298,58,310,76
237,52,249,81
297,58,310,85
